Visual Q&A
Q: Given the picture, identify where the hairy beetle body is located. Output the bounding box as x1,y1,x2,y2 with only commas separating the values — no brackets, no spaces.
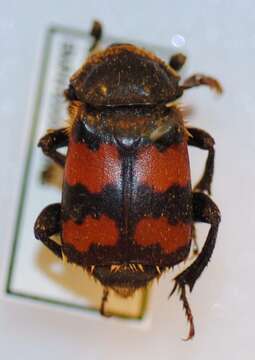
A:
35,21,222,339
61,105,192,280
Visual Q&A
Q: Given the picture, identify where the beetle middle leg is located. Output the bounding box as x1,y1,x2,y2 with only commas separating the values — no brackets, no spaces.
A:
41,162,64,188
170,192,220,339
34,203,63,259
38,128,68,167
188,127,215,194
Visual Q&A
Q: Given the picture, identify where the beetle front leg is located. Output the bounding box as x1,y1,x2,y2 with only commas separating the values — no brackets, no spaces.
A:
170,192,220,339
38,128,68,167
188,127,215,194
34,203,63,259
89,20,103,52
181,74,223,94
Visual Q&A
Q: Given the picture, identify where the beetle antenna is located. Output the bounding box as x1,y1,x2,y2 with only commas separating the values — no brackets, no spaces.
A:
181,74,223,94
169,53,187,72
89,20,103,53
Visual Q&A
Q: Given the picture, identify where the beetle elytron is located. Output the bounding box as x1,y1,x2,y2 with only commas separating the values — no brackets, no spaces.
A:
35,21,222,339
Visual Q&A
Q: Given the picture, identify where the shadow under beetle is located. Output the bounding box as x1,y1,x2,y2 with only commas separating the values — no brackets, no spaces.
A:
34,21,222,339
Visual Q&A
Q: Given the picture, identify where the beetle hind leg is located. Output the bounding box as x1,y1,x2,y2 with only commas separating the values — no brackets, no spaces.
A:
169,282,195,340
34,203,63,259
191,223,199,257
169,192,220,339
100,288,111,317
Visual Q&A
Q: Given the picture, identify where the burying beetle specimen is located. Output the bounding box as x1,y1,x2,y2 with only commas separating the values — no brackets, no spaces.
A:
35,21,222,339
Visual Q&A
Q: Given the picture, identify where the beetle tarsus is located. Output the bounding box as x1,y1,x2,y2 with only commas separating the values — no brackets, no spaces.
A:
179,285,195,341
100,288,111,317
169,281,195,340
169,281,178,298
40,162,64,189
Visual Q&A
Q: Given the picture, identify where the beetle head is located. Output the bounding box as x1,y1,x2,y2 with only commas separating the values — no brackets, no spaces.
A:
65,44,183,107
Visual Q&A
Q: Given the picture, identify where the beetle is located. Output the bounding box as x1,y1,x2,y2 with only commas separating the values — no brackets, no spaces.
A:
34,20,222,339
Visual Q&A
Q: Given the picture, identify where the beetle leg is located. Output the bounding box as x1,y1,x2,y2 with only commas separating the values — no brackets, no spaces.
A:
173,192,220,291
188,127,215,194
100,288,111,317
38,128,68,167
34,203,62,259
181,74,223,94
89,20,103,52
169,282,195,341
170,192,220,339
191,223,199,256
169,53,187,72
41,162,64,189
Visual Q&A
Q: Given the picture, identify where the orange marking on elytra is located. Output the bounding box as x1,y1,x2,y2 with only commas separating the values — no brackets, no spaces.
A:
134,142,190,192
135,217,191,254
64,141,122,193
62,215,119,252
